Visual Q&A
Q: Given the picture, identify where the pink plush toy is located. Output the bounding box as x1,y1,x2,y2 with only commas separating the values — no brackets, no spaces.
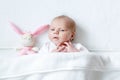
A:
10,22,49,55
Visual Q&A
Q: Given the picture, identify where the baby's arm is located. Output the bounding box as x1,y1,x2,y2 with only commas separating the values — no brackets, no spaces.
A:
51,43,67,52
52,41,80,52
63,41,80,52
51,41,89,53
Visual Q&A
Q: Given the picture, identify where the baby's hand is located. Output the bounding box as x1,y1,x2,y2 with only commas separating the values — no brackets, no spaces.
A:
52,44,66,52
52,41,80,52
64,41,80,52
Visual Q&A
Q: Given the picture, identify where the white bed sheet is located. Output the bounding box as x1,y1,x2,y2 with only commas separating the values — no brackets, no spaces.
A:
0,52,120,80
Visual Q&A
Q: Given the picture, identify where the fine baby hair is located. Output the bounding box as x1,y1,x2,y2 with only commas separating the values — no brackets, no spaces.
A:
10,22,49,55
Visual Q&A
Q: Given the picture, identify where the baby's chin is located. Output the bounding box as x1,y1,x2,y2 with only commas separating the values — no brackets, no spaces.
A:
53,41,63,46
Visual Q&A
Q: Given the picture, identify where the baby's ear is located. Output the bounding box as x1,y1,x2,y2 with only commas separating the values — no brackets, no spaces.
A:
9,22,24,35
71,32,75,41
32,24,49,37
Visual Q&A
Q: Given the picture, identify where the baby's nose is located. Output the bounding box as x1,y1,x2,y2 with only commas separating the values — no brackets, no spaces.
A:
54,30,59,34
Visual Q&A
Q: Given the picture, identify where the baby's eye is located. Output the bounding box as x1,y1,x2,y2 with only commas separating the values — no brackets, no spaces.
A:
50,28,55,31
60,29,65,32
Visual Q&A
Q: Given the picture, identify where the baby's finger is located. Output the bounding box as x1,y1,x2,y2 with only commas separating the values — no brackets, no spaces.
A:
62,48,67,52
56,43,62,49
64,42,70,46
68,41,72,45
57,46,66,52
68,41,73,47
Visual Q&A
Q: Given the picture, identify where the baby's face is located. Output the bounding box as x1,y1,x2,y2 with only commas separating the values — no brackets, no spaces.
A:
48,19,74,46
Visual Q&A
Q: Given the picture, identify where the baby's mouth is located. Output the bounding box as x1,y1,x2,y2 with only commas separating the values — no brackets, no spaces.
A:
53,37,59,40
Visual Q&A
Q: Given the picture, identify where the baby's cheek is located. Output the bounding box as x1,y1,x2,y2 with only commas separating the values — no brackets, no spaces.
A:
60,35,69,41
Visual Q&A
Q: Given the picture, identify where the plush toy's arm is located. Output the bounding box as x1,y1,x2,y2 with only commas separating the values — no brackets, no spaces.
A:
32,47,40,52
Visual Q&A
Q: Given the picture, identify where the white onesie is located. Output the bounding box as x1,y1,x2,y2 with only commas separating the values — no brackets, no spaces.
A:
39,42,89,54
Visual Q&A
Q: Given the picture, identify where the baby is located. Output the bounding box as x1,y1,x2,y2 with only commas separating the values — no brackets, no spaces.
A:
39,15,89,53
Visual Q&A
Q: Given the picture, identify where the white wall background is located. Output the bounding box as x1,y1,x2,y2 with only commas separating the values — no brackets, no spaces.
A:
0,0,120,51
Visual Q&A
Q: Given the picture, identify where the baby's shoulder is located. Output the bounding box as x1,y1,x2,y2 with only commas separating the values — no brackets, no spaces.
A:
73,43,89,52
73,43,83,48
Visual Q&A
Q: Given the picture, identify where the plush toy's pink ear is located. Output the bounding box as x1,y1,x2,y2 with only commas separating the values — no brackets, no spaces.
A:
9,22,24,35
32,24,49,37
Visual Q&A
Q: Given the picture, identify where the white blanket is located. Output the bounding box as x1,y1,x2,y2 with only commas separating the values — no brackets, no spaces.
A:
0,52,120,80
